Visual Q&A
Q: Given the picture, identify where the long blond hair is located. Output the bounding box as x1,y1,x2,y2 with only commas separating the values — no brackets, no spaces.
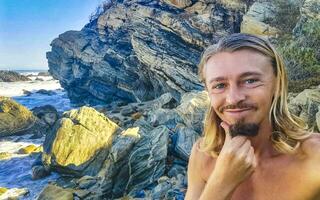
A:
198,33,311,156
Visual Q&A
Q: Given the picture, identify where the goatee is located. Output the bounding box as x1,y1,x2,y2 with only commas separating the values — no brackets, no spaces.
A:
229,120,259,137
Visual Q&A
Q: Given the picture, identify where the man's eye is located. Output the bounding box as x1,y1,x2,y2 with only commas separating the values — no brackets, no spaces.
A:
213,83,226,89
244,79,257,84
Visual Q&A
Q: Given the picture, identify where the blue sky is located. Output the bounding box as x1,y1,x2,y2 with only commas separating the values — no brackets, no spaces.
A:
0,0,104,70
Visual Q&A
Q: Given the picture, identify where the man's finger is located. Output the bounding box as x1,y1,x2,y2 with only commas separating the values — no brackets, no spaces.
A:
220,121,231,143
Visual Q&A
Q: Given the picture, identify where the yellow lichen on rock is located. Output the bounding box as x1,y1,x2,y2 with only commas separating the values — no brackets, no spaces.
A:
0,97,37,137
51,106,119,167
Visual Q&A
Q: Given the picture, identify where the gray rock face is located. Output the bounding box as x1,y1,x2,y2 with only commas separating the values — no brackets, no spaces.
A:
0,70,31,82
289,88,320,132
47,0,245,106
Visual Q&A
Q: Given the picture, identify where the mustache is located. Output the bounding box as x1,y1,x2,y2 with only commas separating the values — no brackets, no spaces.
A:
219,103,257,113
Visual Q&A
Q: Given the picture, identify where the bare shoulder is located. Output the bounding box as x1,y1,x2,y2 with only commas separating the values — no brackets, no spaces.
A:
301,133,320,157
189,137,216,167
185,138,216,200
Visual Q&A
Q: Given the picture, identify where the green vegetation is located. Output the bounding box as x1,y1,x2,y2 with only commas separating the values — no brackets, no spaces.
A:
269,0,301,33
276,19,320,92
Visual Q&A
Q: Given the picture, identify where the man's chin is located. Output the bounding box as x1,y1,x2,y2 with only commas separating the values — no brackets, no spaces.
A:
229,119,260,137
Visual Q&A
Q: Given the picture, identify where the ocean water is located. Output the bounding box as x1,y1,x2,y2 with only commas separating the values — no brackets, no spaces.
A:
0,70,73,112
0,70,71,199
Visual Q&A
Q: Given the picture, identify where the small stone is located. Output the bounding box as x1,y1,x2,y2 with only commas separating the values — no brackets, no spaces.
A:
32,165,51,180
18,144,42,154
131,112,142,120
0,152,12,160
0,187,8,195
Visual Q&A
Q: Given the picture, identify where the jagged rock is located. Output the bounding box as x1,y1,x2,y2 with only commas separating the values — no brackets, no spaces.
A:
18,144,42,154
301,0,320,19
32,165,51,180
0,187,29,199
32,105,59,127
0,152,12,160
289,88,320,131
36,89,57,96
87,119,169,199
0,97,45,137
38,71,50,76
241,1,280,36
35,77,45,81
36,184,74,200
23,89,32,96
47,0,245,106
175,90,209,133
42,106,120,176
77,176,97,189
0,70,31,82
172,124,200,161
162,0,192,9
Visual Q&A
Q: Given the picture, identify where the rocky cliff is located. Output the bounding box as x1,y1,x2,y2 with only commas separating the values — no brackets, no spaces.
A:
47,0,320,106
46,0,250,106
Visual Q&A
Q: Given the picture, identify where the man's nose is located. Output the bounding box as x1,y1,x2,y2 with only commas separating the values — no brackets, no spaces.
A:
225,86,246,105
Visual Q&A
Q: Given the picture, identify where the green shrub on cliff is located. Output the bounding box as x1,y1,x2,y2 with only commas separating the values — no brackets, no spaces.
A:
276,19,320,92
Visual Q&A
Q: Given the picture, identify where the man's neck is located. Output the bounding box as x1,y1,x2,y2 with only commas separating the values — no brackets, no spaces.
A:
248,121,280,161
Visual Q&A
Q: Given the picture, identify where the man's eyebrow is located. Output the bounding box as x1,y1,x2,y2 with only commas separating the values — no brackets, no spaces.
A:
208,77,226,84
239,71,263,78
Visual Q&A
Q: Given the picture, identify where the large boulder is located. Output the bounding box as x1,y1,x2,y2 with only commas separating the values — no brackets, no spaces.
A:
42,106,120,176
37,184,74,200
0,97,45,137
91,120,169,199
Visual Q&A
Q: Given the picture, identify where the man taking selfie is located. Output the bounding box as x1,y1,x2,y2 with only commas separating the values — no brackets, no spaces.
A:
185,33,320,200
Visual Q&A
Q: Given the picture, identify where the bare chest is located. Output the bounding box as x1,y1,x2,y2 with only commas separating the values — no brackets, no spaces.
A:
202,157,320,200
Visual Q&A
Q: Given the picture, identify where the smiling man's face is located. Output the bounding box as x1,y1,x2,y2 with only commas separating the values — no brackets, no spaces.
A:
204,49,276,136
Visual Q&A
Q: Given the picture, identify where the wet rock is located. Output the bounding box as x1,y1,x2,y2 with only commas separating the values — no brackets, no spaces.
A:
22,89,32,96
32,105,59,127
35,77,45,81
32,165,51,180
36,184,74,200
0,152,12,160
18,144,42,154
0,97,45,137
38,71,50,76
36,89,57,96
0,70,31,82
0,187,29,199
0,187,8,196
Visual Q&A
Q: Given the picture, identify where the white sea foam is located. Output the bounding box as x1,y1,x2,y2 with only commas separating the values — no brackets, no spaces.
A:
0,135,59,200
0,73,73,112
0,71,71,199
0,79,61,97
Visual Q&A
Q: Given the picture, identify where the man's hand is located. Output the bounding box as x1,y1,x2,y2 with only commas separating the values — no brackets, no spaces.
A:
212,121,257,188
199,122,257,200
